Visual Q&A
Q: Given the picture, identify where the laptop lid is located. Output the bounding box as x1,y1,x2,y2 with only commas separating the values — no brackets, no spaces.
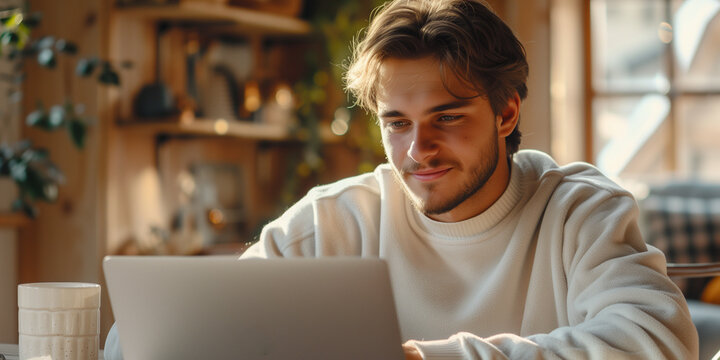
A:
103,256,404,360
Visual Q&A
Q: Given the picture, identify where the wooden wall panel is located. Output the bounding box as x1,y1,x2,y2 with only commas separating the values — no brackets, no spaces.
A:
19,0,112,344
504,0,553,155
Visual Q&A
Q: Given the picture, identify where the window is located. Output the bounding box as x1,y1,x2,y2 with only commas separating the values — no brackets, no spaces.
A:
589,0,720,185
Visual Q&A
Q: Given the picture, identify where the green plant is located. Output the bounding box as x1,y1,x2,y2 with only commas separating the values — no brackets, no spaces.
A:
279,0,385,205
0,5,121,217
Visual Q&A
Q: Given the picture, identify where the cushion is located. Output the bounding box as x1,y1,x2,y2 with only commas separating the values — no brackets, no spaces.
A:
641,193,720,299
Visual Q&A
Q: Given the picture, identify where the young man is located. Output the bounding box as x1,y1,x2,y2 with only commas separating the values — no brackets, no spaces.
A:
104,0,697,359
242,0,698,359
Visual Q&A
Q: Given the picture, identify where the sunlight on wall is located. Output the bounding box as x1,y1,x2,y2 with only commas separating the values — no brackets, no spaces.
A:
130,167,167,250
550,0,585,165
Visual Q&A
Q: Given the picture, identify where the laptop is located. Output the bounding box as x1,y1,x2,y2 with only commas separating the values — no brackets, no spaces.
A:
103,256,404,360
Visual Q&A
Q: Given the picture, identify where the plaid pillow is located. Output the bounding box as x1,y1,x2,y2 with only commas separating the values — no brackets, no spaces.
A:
641,195,720,299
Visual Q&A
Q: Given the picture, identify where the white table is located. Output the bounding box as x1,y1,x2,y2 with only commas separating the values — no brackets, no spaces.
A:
0,344,104,360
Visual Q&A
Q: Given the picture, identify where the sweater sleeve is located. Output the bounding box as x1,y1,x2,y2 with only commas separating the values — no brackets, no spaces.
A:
242,179,382,259
408,193,699,360
241,202,318,259
240,211,315,259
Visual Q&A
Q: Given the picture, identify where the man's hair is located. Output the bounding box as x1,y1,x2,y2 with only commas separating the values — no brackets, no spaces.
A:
345,0,529,155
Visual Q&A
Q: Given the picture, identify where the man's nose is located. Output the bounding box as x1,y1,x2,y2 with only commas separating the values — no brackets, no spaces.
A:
407,125,439,163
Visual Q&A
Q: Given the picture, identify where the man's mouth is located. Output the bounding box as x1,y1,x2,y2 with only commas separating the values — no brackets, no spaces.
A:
410,168,451,181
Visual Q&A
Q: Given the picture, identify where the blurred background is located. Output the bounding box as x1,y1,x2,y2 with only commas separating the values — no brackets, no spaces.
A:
0,0,718,346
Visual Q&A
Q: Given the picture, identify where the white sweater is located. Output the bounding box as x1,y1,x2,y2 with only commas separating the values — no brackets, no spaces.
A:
242,150,698,359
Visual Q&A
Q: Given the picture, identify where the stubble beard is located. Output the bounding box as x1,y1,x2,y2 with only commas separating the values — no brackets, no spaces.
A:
392,135,500,217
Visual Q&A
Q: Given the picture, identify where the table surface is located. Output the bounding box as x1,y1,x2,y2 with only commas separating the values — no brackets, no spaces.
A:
0,344,105,360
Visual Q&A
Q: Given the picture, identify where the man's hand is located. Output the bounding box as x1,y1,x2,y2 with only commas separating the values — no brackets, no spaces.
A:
403,341,423,360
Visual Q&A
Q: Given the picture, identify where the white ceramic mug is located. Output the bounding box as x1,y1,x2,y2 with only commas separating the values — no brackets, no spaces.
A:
18,282,101,360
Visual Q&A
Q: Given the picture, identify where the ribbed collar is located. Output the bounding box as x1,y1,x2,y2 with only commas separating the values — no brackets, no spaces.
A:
406,159,525,241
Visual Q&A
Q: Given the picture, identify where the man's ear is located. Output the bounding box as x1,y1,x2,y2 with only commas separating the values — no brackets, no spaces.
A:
496,92,521,138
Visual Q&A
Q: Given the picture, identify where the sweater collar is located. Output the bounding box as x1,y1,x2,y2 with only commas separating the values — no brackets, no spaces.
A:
406,158,525,240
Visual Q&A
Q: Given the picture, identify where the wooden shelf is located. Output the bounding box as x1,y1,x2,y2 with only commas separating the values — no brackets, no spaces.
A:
0,212,30,228
118,118,294,140
117,118,343,143
114,2,312,35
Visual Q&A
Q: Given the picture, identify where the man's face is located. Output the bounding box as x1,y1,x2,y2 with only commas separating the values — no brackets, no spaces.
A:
376,57,513,222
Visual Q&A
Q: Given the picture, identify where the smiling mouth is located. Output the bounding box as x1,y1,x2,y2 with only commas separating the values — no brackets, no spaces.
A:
410,168,451,181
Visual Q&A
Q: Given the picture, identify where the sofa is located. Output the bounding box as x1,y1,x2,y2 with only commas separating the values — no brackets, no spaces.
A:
639,181,720,359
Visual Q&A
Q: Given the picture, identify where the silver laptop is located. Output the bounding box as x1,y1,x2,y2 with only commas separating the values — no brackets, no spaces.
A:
103,256,404,360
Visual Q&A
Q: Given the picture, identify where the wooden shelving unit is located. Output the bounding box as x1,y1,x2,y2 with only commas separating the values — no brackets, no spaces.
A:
0,213,30,228
105,1,365,268
17,0,336,344
117,118,343,143
118,118,296,140
106,2,336,259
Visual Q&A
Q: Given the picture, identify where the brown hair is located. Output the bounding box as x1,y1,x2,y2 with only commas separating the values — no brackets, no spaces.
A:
345,0,528,155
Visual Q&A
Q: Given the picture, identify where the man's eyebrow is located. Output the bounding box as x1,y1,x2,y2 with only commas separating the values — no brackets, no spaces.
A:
379,110,404,118
427,100,473,114
378,100,473,119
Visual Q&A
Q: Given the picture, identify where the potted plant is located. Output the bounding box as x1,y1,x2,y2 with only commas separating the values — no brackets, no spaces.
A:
0,3,121,217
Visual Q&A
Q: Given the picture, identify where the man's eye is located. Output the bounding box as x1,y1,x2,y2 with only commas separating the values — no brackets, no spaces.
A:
438,115,462,122
386,120,409,130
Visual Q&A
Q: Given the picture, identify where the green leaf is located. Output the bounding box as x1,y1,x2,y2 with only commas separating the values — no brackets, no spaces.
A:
67,118,86,149
98,63,120,86
3,13,23,28
0,144,11,158
36,36,54,49
20,148,37,162
26,109,51,130
15,23,30,49
0,31,19,46
31,148,49,160
19,166,48,201
37,48,56,68
48,105,66,129
9,159,27,182
20,147,49,163
55,39,77,54
22,13,42,28
75,57,96,77
0,154,7,176
11,199,37,218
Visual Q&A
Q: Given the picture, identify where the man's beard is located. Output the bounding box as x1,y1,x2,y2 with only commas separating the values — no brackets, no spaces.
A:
393,134,499,216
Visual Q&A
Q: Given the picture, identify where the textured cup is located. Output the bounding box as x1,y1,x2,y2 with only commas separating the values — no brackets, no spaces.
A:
18,282,101,360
